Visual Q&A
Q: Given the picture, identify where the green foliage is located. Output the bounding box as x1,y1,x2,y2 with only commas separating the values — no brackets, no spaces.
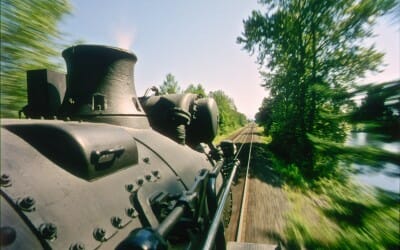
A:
284,179,400,249
352,81,400,122
209,90,247,134
1,0,72,117
235,140,399,249
239,0,395,178
351,80,400,138
159,73,181,94
275,161,307,188
255,97,274,134
309,133,400,167
184,83,206,97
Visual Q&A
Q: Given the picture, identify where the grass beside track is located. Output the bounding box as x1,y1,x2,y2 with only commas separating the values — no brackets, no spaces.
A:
261,152,399,249
213,127,245,145
282,180,399,249
219,125,399,249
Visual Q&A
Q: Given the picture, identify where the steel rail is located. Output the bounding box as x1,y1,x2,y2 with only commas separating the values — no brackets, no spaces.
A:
235,124,254,242
231,125,252,160
203,124,255,250
203,156,240,250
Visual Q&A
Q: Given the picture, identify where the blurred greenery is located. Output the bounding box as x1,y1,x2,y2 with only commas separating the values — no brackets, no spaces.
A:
351,80,400,139
283,179,399,250
232,140,400,249
240,0,396,179
1,0,72,117
309,133,400,167
238,1,399,247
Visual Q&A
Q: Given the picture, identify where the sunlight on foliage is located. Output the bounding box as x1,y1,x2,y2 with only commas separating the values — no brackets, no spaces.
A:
1,0,72,117
284,179,399,249
244,0,396,177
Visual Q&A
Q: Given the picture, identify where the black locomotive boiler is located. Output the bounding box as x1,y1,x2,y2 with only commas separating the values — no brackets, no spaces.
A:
0,45,238,249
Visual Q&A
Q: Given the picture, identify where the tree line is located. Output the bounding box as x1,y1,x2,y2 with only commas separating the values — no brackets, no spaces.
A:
158,73,248,135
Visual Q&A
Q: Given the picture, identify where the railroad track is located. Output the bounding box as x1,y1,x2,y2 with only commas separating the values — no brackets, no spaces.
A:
223,124,282,250
224,123,256,242
206,123,279,249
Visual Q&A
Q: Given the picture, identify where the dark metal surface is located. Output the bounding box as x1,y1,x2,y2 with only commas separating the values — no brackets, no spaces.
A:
4,121,138,180
59,45,149,128
0,118,221,249
140,93,219,147
203,160,240,250
0,195,44,249
24,69,66,118
187,97,219,146
0,44,228,249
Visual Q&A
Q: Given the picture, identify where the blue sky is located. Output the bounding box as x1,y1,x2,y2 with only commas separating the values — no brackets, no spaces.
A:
59,0,399,118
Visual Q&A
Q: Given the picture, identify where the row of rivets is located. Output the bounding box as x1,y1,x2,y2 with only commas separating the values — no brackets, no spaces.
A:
11,185,58,243
137,170,161,186
69,207,138,248
71,168,153,248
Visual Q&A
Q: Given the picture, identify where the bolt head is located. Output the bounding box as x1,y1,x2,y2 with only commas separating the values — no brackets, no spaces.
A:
143,157,150,164
111,216,122,228
125,184,134,192
0,174,11,187
126,207,138,218
93,228,106,241
145,174,152,181
69,242,85,250
39,223,57,241
137,178,144,186
18,196,36,212
152,170,161,179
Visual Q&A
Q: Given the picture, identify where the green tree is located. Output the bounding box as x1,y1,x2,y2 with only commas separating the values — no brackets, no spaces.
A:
238,0,395,177
184,83,206,97
209,90,247,134
255,97,274,133
159,73,181,94
351,80,400,138
352,81,399,122
1,0,72,117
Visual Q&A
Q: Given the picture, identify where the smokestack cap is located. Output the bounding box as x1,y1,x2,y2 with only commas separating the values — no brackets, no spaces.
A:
62,44,137,62
59,44,148,128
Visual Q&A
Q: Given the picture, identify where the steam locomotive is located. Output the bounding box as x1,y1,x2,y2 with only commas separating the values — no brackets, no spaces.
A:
0,45,238,249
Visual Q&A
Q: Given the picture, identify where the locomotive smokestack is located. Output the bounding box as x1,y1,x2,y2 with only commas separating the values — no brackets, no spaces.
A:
59,44,149,128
